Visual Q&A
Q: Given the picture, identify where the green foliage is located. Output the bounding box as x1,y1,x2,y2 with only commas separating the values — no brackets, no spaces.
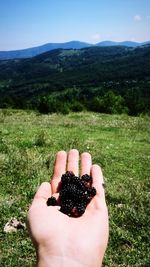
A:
101,91,128,114
89,91,128,114
125,87,147,116
70,101,85,112
38,95,63,114
37,96,70,114
58,103,70,115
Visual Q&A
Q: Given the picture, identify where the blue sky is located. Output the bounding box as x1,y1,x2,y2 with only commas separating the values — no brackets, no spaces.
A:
0,0,150,50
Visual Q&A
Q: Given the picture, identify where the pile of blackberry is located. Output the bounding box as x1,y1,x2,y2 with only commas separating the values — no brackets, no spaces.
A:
47,171,96,217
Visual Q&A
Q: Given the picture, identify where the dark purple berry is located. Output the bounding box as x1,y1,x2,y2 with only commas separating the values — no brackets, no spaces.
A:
47,172,96,217
81,174,92,188
61,171,74,184
81,174,92,183
88,187,97,197
47,196,58,206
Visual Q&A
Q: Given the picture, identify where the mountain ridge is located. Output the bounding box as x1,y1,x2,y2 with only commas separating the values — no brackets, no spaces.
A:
0,40,150,60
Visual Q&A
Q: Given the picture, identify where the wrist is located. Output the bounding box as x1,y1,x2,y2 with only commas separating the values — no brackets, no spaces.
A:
36,246,99,267
37,255,88,267
36,244,102,267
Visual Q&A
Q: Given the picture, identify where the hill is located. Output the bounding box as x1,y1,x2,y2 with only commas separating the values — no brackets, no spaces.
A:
0,40,149,60
0,45,150,115
0,41,91,60
96,40,150,47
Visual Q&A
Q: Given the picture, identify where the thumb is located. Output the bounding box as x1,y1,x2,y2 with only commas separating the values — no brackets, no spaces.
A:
33,182,51,203
27,182,51,228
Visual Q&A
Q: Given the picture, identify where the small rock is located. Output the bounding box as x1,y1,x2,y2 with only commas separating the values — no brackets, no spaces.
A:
117,203,124,208
4,218,26,233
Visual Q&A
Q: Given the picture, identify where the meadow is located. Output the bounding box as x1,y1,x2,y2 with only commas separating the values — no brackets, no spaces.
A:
0,109,150,267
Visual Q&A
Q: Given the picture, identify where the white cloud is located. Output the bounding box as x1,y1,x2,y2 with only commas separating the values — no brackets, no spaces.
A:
91,34,101,42
130,37,136,42
134,15,142,21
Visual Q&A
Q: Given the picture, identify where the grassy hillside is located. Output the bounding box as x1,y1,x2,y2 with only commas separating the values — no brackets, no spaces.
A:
0,109,149,266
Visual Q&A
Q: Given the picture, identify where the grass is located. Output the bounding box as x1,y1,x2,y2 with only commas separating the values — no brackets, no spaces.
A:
0,109,150,267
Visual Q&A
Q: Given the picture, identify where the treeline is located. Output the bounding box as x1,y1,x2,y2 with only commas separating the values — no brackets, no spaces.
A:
37,88,149,115
0,86,149,116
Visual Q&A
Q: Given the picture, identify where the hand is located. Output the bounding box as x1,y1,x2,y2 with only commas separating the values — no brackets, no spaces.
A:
27,149,109,267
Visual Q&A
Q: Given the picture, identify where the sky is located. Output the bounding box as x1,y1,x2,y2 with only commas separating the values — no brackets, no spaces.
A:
0,0,150,51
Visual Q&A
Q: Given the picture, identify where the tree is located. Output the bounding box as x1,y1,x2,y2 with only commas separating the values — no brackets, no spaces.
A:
89,91,128,114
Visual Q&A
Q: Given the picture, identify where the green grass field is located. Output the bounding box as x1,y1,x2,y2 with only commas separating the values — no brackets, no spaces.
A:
0,109,150,267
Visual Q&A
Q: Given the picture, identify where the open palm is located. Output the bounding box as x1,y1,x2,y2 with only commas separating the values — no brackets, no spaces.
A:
27,150,109,267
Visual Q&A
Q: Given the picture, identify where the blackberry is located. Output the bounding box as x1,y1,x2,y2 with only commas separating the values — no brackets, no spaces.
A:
77,202,87,216
47,196,58,206
71,175,81,186
47,171,96,217
61,198,73,207
61,171,74,184
81,174,92,182
59,188,68,200
60,199,74,215
60,184,78,199
75,188,85,199
67,183,77,194
88,187,97,197
81,174,92,187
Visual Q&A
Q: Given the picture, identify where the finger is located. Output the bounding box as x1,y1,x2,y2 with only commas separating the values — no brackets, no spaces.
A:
91,164,106,202
32,182,51,204
67,149,79,176
51,150,67,194
80,152,92,176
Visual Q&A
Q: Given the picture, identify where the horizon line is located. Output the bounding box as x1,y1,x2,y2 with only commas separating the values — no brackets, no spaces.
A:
0,39,150,52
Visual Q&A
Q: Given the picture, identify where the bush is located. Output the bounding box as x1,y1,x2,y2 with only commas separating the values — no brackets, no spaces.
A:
89,91,128,114
58,103,70,115
71,101,85,112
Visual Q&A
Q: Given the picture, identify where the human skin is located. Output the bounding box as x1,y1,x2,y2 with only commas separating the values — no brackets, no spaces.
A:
27,149,109,267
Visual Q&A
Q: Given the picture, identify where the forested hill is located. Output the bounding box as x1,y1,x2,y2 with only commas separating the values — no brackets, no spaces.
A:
0,40,149,60
0,45,150,115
